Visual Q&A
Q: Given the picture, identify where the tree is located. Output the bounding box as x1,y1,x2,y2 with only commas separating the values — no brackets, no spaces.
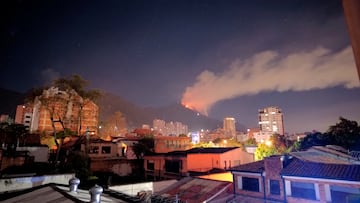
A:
255,143,278,161
298,117,360,151
25,74,101,165
244,137,257,146
298,131,330,150
0,122,10,147
269,134,288,154
52,74,101,135
132,137,154,159
327,117,360,150
0,122,28,148
63,151,91,181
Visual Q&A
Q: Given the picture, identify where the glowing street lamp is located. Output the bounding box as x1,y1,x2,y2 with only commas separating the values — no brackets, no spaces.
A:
265,140,272,147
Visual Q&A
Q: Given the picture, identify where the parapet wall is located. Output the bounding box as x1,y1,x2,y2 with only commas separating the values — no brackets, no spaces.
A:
0,173,75,193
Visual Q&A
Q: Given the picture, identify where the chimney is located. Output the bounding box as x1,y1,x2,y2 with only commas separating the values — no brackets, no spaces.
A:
89,185,103,203
69,177,80,193
280,155,293,168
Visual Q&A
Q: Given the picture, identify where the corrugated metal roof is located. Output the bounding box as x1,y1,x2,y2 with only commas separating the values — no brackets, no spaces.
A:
156,177,231,203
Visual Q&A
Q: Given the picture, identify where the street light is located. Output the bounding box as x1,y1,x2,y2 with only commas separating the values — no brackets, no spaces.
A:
265,140,272,147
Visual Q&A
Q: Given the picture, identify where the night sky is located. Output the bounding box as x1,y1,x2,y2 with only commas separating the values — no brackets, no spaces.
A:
1,0,359,133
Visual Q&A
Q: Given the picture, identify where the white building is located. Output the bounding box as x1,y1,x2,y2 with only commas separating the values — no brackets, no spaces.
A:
258,106,284,135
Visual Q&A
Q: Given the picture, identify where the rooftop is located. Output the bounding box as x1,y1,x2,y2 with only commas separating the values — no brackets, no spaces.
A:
228,160,265,173
156,177,232,203
1,183,129,203
280,157,360,181
291,145,360,164
186,147,238,154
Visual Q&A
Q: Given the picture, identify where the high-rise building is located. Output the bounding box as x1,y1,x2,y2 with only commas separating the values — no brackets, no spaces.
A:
16,87,99,135
223,117,236,137
153,119,166,135
153,119,188,136
258,106,284,135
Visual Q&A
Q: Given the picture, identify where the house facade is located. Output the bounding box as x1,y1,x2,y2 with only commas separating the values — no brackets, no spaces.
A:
144,147,254,181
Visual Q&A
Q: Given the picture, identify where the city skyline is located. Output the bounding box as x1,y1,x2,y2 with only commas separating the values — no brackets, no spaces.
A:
1,0,360,133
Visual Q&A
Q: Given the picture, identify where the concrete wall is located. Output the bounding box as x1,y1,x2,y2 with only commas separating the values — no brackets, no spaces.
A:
109,179,178,196
187,148,254,171
0,173,75,193
90,159,133,176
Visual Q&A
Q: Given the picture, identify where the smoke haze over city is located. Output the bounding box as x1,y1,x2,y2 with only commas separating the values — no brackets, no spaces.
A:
1,0,360,133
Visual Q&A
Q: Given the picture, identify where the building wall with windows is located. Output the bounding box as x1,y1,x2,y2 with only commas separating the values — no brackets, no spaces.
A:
187,147,253,172
223,117,236,137
81,141,118,158
283,177,360,203
258,106,284,135
144,153,188,180
17,87,99,135
154,136,191,153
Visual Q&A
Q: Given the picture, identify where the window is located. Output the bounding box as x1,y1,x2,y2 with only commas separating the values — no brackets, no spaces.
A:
291,181,316,200
89,146,99,154
101,146,111,154
242,177,260,192
165,160,181,173
147,160,154,170
270,180,280,195
331,185,360,203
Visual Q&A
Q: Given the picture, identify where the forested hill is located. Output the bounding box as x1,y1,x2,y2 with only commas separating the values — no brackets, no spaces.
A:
0,88,246,132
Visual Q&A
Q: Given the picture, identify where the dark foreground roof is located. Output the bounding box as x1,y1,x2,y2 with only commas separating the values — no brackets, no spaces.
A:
186,147,238,154
228,160,265,173
156,177,231,203
146,147,239,157
1,182,188,203
280,157,360,181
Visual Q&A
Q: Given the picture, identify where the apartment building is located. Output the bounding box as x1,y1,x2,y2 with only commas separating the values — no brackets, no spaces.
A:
258,106,284,135
15,87,99,135
154,135,191,153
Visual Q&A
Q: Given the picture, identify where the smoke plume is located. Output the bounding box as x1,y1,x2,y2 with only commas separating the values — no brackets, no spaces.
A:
181,46,359,115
